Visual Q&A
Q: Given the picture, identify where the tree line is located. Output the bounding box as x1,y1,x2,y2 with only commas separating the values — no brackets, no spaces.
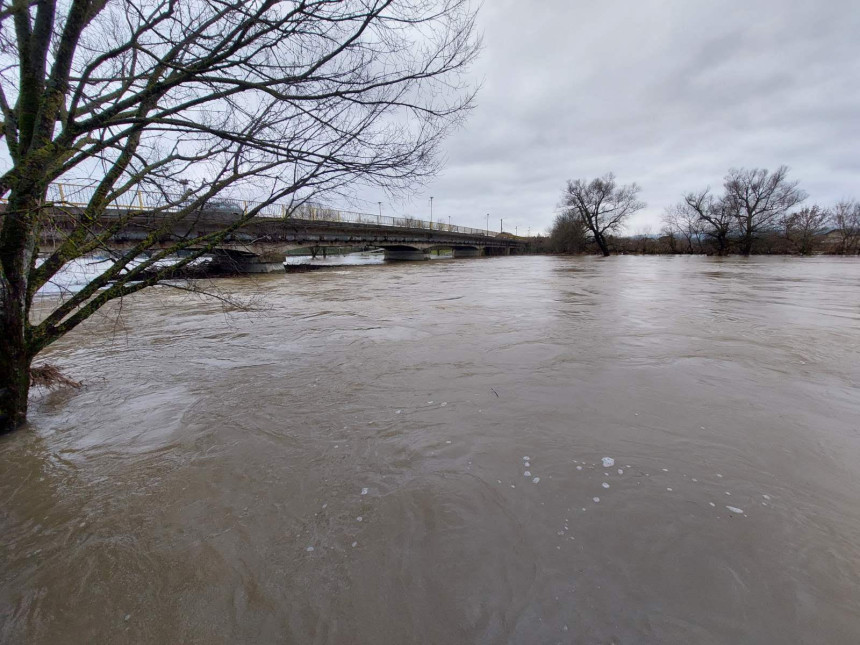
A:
550,167,860,256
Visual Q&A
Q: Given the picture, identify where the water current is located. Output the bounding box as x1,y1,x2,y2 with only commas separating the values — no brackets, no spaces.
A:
2,255,859,643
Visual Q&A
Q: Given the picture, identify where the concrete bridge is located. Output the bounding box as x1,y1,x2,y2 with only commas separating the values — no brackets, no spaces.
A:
38,202,527,272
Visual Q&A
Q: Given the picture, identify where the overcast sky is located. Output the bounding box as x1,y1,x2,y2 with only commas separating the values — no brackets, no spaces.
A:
351,0,860,235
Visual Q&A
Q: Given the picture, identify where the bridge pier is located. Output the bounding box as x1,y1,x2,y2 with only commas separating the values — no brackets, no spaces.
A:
452,246,483,258
383,247,428,261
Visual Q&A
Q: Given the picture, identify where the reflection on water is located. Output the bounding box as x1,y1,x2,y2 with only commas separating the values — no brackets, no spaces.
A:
3,256,860,643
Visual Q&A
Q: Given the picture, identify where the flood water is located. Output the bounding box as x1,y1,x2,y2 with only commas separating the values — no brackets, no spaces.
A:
2,255,860,644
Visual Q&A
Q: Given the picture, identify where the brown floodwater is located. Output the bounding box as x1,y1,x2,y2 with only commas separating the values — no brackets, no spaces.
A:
2,255,860,644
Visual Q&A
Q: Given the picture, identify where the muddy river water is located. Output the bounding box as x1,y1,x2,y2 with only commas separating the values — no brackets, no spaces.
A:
2,255,860,643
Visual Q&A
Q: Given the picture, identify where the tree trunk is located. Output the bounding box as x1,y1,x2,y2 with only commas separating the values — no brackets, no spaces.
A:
0,336,31,434
595,233,610,257
0,190,41,433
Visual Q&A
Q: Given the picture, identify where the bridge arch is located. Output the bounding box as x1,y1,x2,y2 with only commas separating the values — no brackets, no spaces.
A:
380,245,427,261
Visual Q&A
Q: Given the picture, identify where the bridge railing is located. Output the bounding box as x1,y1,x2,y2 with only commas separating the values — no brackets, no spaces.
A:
22,183,500,238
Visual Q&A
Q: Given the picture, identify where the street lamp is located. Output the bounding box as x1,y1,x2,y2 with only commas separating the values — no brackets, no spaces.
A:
378,201,382,225
486,213,489,235
500,218,503,233
448,215,451,230
430,196,434,229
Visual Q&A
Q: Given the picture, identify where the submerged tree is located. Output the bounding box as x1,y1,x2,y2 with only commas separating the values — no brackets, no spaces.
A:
548,210,587,254
830,200,860,255
560,174,645,256
782,206,829,255
0,0,480,433
723,166,807,256
662,201,704,254
679,189,734,256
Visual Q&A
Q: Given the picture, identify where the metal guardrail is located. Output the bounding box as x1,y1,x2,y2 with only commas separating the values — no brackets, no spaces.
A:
18,183,501,238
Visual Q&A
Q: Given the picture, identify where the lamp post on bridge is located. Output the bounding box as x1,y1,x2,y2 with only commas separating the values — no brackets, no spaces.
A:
377,201,382,225
486,213,489,235
500,218,503,234
430,196,434,230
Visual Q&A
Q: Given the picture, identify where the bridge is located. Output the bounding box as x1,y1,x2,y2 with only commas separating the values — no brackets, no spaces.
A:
31,185,527,272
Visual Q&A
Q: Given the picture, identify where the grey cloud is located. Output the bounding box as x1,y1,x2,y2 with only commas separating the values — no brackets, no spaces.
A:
352,0,860,235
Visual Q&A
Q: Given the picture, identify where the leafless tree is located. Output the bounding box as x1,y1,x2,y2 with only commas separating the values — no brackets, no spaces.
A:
0,0,480,433
723,166,807,256
662,202,704,254
560,174,645,256
682,189,733,256
830,200,860,255
781,206,829,256
549,211,587,254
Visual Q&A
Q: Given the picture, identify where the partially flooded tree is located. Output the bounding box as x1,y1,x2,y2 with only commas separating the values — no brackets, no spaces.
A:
548,211,587,254
662,201,704,254
723,166,807,256
682,189,733,256
0,0,480,433
830,200,860,255
782,206,829,256
560,174,645,256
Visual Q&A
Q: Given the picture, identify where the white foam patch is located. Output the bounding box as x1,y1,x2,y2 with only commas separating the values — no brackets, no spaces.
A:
726,506,744,514
576,466,582,471
361,488,368,496
601,457,615,468
356,516,363,522
306,546,314,552
351,542,358,548
593,497,600,503
524,471,531,477
532,477,540,484
618,469,624,475
602,482,610,489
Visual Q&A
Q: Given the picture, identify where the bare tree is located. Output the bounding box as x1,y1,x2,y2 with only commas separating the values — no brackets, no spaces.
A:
683,189,733,256
549,211,587,254
782,206,829,256
830,200,860,255
560,174,645,256
723,166,807,256
0,0,480,433
662,202,704,254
